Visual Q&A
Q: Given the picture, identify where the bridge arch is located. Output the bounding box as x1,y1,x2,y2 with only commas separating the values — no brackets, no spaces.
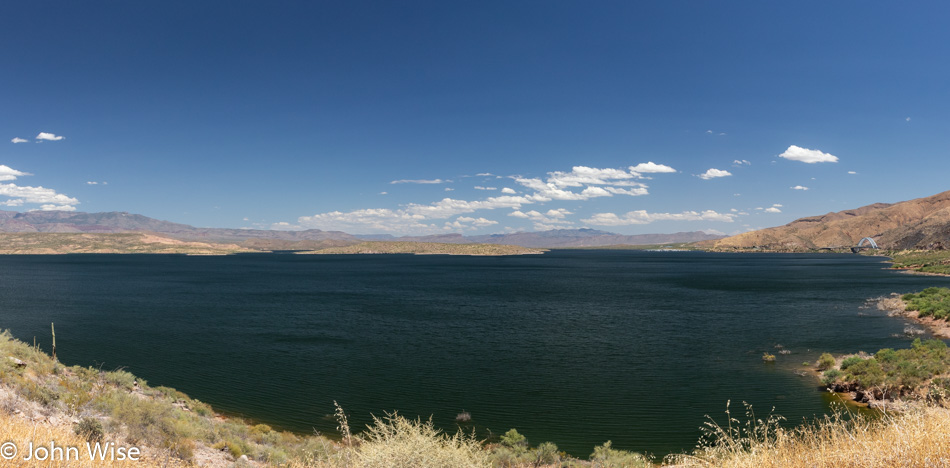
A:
857,237,879,249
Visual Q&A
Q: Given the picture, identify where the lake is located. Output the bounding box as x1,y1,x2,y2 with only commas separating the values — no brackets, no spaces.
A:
1,251,947,457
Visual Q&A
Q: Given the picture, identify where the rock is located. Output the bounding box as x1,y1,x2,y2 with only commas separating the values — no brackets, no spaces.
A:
8,357,26,368
238,455,249,463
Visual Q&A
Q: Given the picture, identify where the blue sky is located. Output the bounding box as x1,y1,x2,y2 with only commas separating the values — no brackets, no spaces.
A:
2,2,948,235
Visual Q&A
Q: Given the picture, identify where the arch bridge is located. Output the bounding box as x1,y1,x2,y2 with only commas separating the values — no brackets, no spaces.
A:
851,237,879,253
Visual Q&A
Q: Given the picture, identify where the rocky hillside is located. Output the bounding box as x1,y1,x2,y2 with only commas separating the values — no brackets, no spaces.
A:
710,190,950,251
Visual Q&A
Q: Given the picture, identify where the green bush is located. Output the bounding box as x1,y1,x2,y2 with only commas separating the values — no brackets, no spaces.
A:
499,428,526,448
840,356,865,370
902,287,950,320
589,440,651,468
817,353,836,371
821,369,843,386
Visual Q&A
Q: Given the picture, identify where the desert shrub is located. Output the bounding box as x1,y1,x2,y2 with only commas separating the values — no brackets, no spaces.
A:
843,359,885,388
74,417,104,442
589,440,651,468
104,369,138,390
535,441,560,465
840,356,864,370
22,379,59,406
821,369,842,386
352,412,489,468
500,428,527,448
817,353,836,371
903,287,950,320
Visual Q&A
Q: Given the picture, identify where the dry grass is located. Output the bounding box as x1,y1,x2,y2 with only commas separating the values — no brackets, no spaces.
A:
0,410,174,467
288,411,490,468
667,403,950,468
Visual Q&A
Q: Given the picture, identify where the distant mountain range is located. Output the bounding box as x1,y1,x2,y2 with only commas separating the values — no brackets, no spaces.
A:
358,229,724,248
708,189,950,251
0,210,723,249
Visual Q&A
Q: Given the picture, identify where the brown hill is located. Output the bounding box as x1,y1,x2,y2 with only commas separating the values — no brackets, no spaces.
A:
710,190,950,251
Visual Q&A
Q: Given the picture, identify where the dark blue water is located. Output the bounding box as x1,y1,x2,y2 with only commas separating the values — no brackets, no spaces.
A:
0,251,947,457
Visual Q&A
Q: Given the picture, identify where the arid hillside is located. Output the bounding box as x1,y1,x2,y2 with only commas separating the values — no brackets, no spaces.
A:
709,190,950,251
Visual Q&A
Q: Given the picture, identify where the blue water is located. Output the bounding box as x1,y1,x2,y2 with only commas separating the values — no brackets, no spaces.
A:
0,251,947,456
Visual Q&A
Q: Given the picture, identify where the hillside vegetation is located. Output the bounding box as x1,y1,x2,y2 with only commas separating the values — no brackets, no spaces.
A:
6,328,950,467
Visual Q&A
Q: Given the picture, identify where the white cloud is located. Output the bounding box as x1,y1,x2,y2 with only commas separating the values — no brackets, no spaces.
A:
444,187,454,191
0,183,80,206
86,181,99,185
545,166,640,187
630,162,676,173
500,187,516,194
379,191,388,195
732,159,751,166
1,199,24,206
906,117,911,122
0,165,30,182
582,210,736,226
390,178,448,184
764,207,781,213
11,137,28,144
509,208,574,229
702,229,726,235
475,172,493,177
455,216,498,227
35,132,65,141
290,193,546,234
847,171,857,175
474,186,497,191
791,185,809,191
772,204,782,208
698,168,732,180
36,204,76,211
779,145,839,163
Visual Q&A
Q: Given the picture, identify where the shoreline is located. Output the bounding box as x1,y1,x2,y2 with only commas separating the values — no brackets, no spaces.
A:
873,294,950,339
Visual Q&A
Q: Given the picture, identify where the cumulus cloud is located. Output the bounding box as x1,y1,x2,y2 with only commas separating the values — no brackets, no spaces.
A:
474,186,497,191
500,187,516,194
0,165,30,182
764,207,781,213
11,137,28,144
390,178,447,184
698,168,732,180
779,145,838,163
791,185,809,191
0,183,80,206
582,210,736,226
515,165,649,201
455,216,498,227
509,208,574,229
1,199,24,206
444,187,454,191
630,162,676,173
545,166,640,187
35,132,65,141
290,194,545,234
732,159,751,166
847,171,857,175
475,173,493,177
